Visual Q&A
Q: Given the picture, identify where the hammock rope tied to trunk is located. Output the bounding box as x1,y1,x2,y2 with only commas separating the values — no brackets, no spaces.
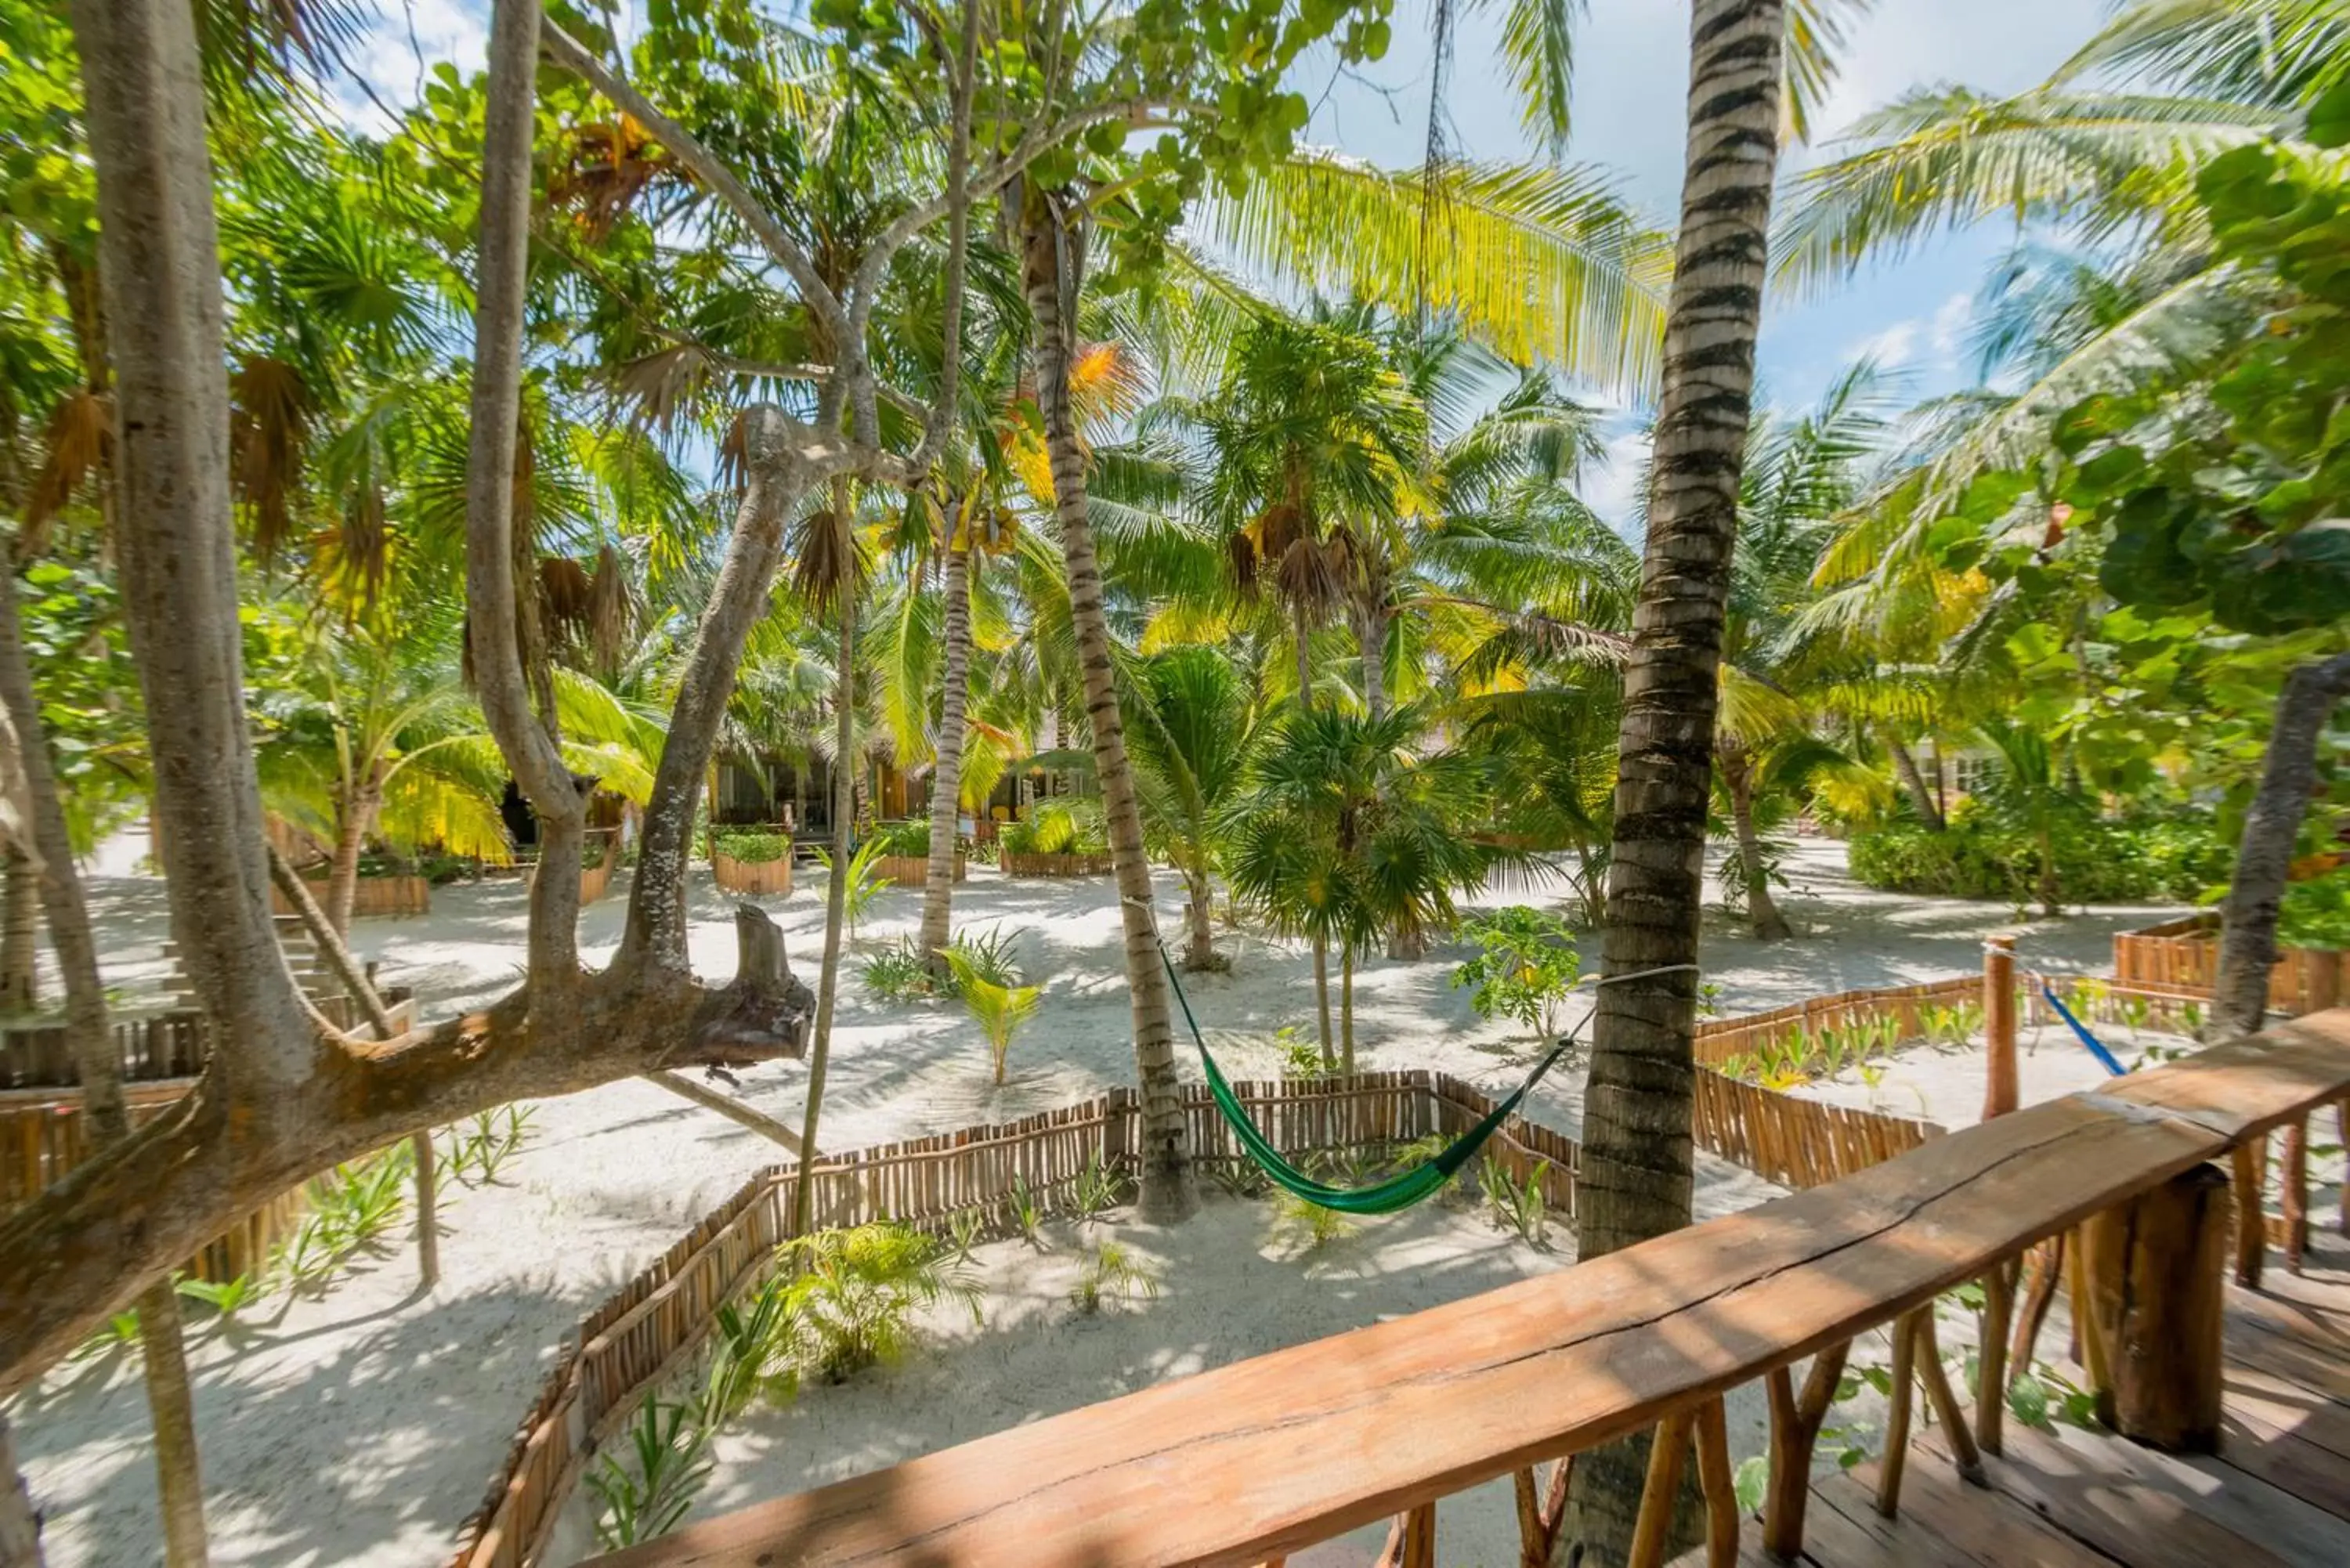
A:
1146,919,1698,1214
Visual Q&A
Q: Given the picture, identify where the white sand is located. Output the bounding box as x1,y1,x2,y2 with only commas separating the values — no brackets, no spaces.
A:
11,837,2199,1565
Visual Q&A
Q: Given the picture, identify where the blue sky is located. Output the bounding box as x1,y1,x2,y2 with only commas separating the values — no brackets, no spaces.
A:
353,1,2113,522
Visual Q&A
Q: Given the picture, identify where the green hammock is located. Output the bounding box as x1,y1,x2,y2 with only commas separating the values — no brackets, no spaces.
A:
1155,942,1580,1216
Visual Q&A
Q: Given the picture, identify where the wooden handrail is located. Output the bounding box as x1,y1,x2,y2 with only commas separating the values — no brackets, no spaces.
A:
588,1010,2350,1568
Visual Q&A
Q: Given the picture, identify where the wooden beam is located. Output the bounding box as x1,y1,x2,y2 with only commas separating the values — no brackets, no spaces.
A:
1876,1310,1920,1518
1761,1342,1846,1559
643,1069,804,1156
1691,1397,1739,1568
1976,1256,2016,1456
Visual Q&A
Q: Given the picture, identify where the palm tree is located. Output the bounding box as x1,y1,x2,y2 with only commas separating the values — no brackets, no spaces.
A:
1570,3,1792,1559
1020,179,1195,1222
1127,646,1267,973
1227,703,1502,1067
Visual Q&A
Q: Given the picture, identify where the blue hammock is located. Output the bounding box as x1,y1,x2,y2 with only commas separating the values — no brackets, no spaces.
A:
2037,980,2127,1076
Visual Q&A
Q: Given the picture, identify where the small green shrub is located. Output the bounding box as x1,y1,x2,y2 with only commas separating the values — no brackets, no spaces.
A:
714,829,792,865
945,948,1043,1084
942,924,1023,992
587,1396,713,1549
1849,804,2229,904
1270,1190,1355,1252
1479,1156,1551,1249
440,1105,536,1187
1452,907,1585,1040
778,1222,983,1382
815,838,890,938
175,1272,262,1322
870,819,935,857
1000,800,1108,856
1069,1241,1161,1315
277,1140,416,1292
2280,868,2350,949
1072,1154,1125,1226
859,938,932,1003
1008,1172,1047,1247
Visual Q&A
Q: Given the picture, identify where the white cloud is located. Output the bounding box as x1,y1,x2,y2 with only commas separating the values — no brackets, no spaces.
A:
1842,290,1976,378
1584,427,1653,536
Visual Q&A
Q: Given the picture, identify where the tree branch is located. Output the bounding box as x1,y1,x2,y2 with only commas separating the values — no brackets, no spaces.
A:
539,19,853,352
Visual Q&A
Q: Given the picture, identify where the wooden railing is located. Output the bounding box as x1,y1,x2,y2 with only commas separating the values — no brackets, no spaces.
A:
2,1010,210,1089
588,1009,2350,1568
2114,912,2346,1017
451,1062,1936,1568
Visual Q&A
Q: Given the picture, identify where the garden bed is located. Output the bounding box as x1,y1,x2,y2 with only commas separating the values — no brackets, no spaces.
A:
877,852,963,888
712,849,794,898
269,873,430,920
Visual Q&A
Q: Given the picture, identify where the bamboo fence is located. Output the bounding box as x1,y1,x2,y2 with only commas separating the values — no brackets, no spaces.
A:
1691,1071,1940,1189
1691,975,1982,1068
2113,912,2344,1017
2,1010,209,1089
1000,851,1117,878
877,852,964,888
269,874,432,919
449,1064,1938,1567
0,1079,306,1283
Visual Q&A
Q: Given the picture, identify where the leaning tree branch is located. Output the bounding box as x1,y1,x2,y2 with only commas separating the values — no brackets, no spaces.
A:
0,905,813,1396
539,20,853,353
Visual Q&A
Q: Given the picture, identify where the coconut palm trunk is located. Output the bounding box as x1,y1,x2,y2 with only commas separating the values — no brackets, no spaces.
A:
1311,930,1334,1066
1885,729,1944,831
1567,2,1788,1561
0,841,35,1012
918,539,973,974
324,763,386,937
1357,598,1390,724
2,540,209,1564
1021,186,1192,1221
2212,652,2350,1041
794,479,860,1237
1182,861,1221,972
1722,750,1791,940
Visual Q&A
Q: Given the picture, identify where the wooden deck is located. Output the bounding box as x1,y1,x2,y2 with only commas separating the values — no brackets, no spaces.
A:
1732,1231,2350,1568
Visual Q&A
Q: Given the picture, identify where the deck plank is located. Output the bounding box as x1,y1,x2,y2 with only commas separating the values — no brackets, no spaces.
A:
1834,1454,2118,1566
2212,1414,2350,1524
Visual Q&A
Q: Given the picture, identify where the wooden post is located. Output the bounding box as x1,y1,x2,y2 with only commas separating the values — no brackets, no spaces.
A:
2280,1115,2308,1275
1513,1458,1571,1568
1976,1256,2016,1456
1762,1342,1847,1559
2081,1162,2229,1452
1983,934,2018,1122
1692,1397,1739,1568
411,1129,439,1288
2230,1135,2268,1288
1876,1310,1920,1517
1628,1410,1694,1568
1911,1312,1985,1484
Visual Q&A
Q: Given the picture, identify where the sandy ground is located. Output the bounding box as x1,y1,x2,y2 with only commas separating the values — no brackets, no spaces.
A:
12,836,2203,1566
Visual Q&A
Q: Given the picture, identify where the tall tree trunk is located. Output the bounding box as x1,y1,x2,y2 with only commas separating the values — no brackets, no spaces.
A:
1293,602,1317,715
461,0,584,993
2,545,209,1563
794,479,859,1237
1311,932,1334,1067
1568,3,1785,1562
1726,761,1791,941
1021,187,1193,1221
0,841,35,1012
1182,862,1224,973
1358,599,1388,724
322,768,382,938
1885,729,1944,832
919,541,973,976
67,0,315,1093
0,1407,38,1568
1340,942,1356,1073
2213,652,2350,1041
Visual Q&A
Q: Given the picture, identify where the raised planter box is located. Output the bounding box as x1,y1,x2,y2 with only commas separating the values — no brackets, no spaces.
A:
269,874,430,920
877,853,964,889
1002,850,1115,878
2113,912,2344,1017
713,850,794,898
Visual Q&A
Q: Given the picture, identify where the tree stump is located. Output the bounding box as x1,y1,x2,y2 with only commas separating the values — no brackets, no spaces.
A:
2081,1162,2229,1453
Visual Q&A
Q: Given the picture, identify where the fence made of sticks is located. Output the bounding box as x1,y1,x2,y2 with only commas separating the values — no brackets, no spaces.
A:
0,1078,307,1283
2113,912,2345,1017
1,1010,210,1090
449,1058,1944,1568
1691,975,1983,1069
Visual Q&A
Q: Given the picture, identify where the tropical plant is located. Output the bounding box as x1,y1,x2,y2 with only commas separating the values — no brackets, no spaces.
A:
1072,1154,1126,1227
998,800,1108,857
859,938,932,1003
1068,1240,1162,1315
713,829,792,865
1269,1190,1356,1253
1479,1156,1553,1250
1452,906,1585,1042
1127,646,1266,971
815,836,891,941
945,948,1044,1086
587,1396,714,1551
776,1223,983,1382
